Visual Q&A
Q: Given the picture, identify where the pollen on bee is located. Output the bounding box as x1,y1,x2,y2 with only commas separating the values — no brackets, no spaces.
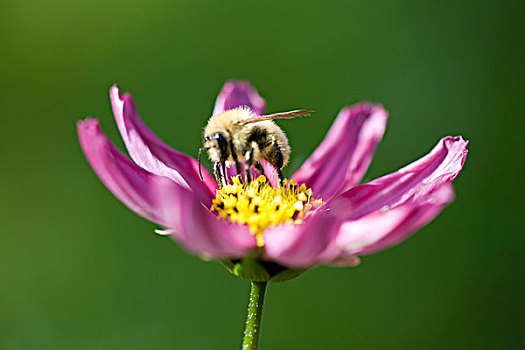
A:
210,175,323,247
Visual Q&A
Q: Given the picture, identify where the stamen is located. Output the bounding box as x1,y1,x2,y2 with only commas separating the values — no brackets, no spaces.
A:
211,176,323,247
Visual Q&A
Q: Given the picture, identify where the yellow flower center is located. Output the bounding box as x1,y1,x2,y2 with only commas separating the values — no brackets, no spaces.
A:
211,176,323,247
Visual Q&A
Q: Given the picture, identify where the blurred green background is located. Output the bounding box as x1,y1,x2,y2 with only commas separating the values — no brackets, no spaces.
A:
1,0,523,349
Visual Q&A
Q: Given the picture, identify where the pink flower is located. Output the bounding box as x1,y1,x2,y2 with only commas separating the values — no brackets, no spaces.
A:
77,81,468,276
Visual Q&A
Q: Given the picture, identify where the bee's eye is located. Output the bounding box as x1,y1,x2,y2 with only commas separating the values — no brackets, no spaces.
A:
215,133,226,144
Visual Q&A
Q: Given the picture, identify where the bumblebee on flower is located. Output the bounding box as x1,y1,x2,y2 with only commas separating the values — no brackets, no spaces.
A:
200,104,312,187
78,80,468,280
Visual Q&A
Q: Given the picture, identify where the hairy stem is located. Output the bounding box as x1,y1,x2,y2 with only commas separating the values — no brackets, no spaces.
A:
242,281,268,350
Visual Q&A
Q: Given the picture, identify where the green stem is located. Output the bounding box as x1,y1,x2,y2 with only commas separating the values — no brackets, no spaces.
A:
242,281,268,350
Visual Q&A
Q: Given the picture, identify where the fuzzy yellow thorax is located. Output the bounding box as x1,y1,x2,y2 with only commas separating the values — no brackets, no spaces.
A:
211,176,323,247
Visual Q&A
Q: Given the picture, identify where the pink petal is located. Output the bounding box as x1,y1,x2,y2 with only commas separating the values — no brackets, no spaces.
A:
258,160,279,187
262,211,341,268
213,80,266,115
334,183,454,259
153,177,258,259
292,103,388,201
77,119,164,224
110,85,216,206
330,136,468,220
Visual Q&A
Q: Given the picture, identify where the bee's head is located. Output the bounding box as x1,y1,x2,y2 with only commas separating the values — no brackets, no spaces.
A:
204,132,229,161
199,132,230,180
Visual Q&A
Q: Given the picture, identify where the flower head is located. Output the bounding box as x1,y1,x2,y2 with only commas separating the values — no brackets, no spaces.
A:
78,80,468,280
211,176,324,247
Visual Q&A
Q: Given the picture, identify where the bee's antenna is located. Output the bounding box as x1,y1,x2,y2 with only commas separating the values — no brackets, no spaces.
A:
198,147,206,181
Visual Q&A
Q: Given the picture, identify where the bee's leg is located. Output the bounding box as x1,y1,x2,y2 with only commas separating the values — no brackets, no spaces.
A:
213,161,226,188
245,142,258,184
220,161,228,186
254,163,266,177
213,161,222,187
267,140,285,187
277,169,285,187
244,151,253,184
230,149,243,182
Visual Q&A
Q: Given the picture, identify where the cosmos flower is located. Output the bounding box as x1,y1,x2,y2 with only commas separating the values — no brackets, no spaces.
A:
77,80,468,280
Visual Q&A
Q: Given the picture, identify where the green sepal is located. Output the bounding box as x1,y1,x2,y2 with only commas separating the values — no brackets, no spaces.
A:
220,258,307,282
219,259,236,274
232,257,271,282
269,268,306,282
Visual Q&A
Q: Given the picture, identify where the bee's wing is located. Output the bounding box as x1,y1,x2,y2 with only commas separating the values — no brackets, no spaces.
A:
235,109,314,126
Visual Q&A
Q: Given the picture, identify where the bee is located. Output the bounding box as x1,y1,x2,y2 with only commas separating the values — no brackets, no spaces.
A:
198,106,313,187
